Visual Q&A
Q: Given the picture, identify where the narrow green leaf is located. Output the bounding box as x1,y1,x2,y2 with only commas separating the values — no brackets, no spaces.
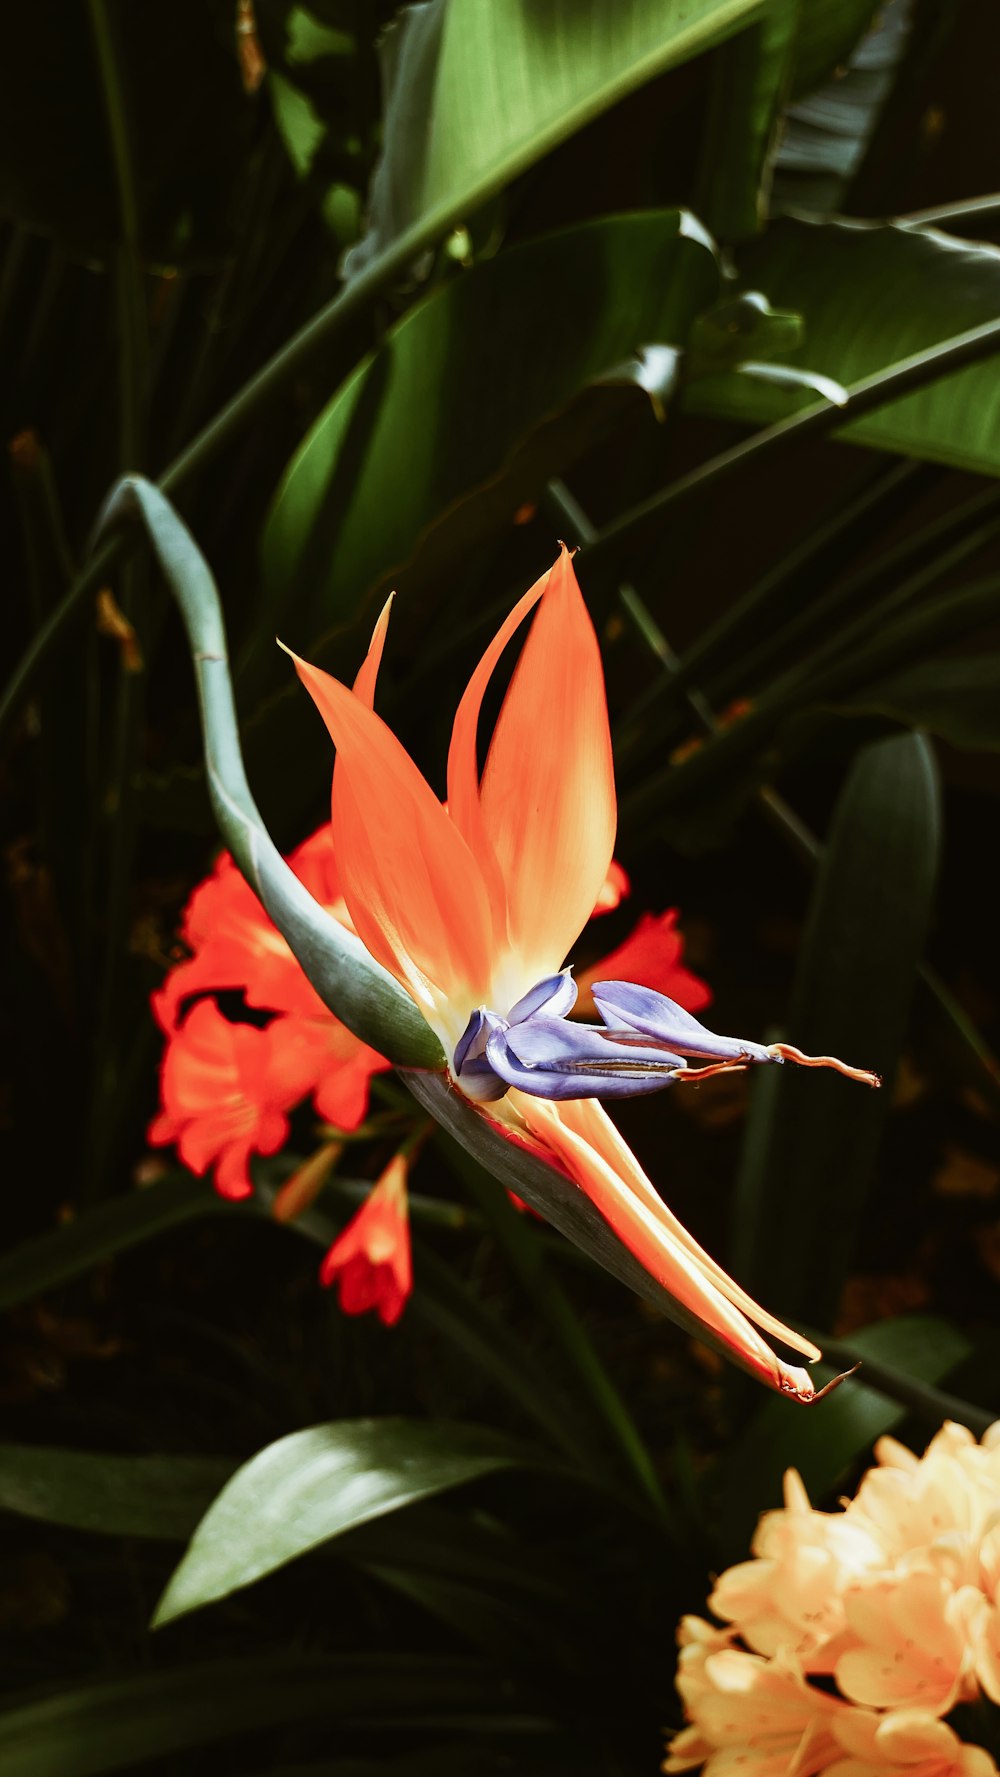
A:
260,212,717,638
0,1174,224,1311
841,656,1000,750
689,217,1000,475
733,734,940,1325
718,1314,971,1558
343,0,763,281
0,2,250,261
0,1446,235,1540
154,1419,543,1625
0,1654,528,1777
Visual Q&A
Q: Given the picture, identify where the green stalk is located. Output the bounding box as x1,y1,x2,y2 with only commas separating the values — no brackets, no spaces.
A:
84,0,151,1200
650,460,926,707
702,491,1000,715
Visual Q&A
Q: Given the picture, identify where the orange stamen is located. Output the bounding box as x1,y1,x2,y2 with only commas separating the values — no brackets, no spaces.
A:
770,1043,881,1088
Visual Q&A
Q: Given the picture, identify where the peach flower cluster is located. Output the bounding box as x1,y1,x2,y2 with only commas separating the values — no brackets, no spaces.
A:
667,1422,1000,1777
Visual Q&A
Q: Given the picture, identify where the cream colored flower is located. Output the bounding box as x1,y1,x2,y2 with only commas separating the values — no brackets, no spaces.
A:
850,1426,1000,1583
665,1617,847,1777
711,1469,886,1671
836,1569,977,1714
826,1706,997,1777
668,1423,1000,1777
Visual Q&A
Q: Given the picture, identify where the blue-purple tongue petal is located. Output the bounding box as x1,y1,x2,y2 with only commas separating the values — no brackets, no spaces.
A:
453,1008,510,1101
507,972,578,1024
591,981,776,1066
485,1017,684,1101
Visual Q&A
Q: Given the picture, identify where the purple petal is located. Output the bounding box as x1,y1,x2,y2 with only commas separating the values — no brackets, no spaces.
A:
591,981,776,1066
485,1018,683,1101
507,972,578,1024
453,1008,491,1073
453,1009,510,1101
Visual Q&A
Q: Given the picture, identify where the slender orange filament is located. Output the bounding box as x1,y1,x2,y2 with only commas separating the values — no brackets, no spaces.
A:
769,1042,881,1089
670,1061,748,1083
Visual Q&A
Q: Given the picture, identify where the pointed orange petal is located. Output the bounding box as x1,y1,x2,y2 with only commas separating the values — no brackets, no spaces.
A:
510,1091,820,1395
479,548,616,981
352,594,394,709
552,1095,820,1361
447,568,551,930
288,646,495,1019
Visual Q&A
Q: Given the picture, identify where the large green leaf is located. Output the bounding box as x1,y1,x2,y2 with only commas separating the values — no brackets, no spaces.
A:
693,0,885,242
789,0,885,97
0,1654,525,1777
0,1446,234,1541
718,1315,971,1558
154,1418,545,1625
260,212,718,636
772,0,915,213
342,0,764,281
688,216,1000,475
733,733,940,1326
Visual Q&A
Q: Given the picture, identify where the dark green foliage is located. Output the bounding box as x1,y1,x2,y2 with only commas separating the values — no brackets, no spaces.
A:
3,1,1000,1772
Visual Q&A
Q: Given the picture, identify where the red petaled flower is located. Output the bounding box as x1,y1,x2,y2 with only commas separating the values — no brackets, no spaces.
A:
319,1156,412,1326
577,906,711,1020
148,824,390,1201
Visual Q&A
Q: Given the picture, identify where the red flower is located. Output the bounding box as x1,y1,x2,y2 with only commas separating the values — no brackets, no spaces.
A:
319,1156,412,1326
149,824,390,1200
148,1000,320,1200
577,906,711,1018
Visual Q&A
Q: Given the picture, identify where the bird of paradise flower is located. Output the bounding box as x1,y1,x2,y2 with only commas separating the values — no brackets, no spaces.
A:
99,478,876,1404
282,546,877,1402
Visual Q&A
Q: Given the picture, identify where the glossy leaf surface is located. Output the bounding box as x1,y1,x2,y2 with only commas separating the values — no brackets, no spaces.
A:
343,0,763,278
261,212,718,634
0,1445,234,1541
690,217,1000,474
154,1418,544,1624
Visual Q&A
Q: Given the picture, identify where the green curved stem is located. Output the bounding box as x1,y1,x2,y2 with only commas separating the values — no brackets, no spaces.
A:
93,476,442,1070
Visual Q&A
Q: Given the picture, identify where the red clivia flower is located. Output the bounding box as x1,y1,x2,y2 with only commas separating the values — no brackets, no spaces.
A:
149,826,390,1201
319,1154,412,1326
286,548,877,1398
577,905,711,1020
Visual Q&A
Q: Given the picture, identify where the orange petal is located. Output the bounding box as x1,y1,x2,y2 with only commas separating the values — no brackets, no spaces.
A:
288,646,495,1019
511,1090,821,1394
352,594,393,709
446,567,551,932
555,1096,819,1361
478,548,616,981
